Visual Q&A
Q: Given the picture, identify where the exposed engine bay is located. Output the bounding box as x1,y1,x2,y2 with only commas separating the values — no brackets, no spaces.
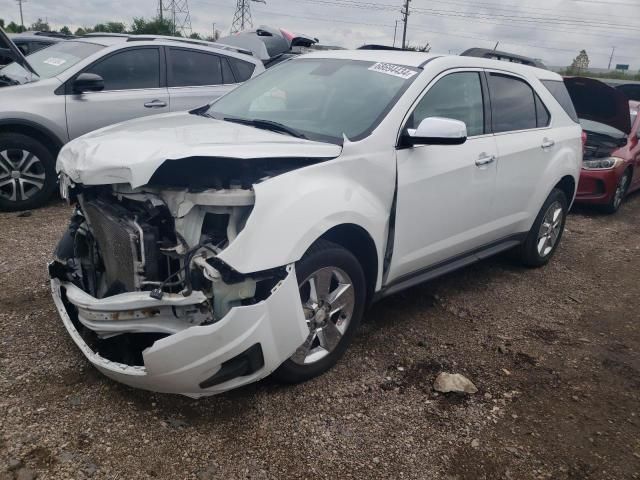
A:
50,178,289,367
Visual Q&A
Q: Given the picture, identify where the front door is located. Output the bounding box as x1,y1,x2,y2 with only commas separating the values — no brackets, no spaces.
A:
387,70,499,283
66,47,169,139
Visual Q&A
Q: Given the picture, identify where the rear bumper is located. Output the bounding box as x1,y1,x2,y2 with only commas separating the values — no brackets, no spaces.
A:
50,266,308,397
575,168,620,205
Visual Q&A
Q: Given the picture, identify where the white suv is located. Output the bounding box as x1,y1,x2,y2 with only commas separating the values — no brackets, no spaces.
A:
50,50,582,397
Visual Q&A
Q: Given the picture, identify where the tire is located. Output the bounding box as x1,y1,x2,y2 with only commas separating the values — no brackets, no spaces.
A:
601,169,630,214
273,239,366,384
0,133,57,212
518,188,568,268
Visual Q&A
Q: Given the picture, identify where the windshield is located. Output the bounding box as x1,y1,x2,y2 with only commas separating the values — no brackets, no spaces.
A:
579,119,626,140
0,41,104,85
206,58,419,144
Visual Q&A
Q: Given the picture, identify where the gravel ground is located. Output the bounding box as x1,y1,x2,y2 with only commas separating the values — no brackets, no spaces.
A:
1,194,639,480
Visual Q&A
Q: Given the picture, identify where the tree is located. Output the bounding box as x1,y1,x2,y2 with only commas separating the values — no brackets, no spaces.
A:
570,49,589,74
130,17,179,36
0,19,5,29
206,30,220,42
5,21,25,33
30,18,51,32
189,32,203,40
93,21,126,34
60,26,72,36
405,43,431,52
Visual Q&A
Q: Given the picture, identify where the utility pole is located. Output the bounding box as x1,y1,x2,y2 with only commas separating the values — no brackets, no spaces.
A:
212,22,216,39
493,41,499,51
393,20,399,48
16,0,26,29
608,46,616,70
159,0,163,21
401,0,410,50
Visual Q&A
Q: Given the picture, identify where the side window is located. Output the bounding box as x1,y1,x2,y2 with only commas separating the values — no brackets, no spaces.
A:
410,72,485,136
488,73,537,133
535,94,550,127
228,57,256,82
169,48,222,87
221,57,236,84
85,48,160,91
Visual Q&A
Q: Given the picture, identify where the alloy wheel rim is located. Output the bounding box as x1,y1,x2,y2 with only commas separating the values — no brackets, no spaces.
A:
613,173,629,210
536,201,563,257
291,266,355,365
0,149,46,202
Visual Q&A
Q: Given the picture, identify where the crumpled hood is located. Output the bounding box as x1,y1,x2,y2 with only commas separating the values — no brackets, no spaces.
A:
57,112,342,187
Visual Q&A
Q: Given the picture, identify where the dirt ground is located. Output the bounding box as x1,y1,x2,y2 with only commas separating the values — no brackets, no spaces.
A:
0,193,639,480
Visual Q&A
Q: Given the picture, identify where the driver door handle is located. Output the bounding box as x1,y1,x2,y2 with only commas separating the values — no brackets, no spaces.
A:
541,138,555,149
144,99,167,108
475,153,496,166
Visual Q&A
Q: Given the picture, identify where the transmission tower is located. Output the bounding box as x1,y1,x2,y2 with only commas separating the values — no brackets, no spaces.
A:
158,0,192,36
230,0,266,34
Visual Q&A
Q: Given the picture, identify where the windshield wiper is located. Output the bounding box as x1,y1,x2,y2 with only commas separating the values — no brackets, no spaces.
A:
223,117,307,139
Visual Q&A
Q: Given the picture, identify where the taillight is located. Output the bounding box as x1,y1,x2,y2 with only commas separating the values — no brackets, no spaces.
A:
581,130,587,153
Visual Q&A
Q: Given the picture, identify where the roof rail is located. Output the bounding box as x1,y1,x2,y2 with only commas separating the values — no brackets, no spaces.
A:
358,44,406,51
80,33,254,56
460,48,547,69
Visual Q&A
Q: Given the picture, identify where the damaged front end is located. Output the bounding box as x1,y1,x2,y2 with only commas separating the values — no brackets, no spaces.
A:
49,172,308,397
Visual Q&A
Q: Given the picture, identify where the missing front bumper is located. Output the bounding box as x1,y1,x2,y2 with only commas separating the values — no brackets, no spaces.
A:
50,265,308,397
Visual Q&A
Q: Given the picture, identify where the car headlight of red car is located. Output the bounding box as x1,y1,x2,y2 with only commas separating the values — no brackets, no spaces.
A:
582,156,623,170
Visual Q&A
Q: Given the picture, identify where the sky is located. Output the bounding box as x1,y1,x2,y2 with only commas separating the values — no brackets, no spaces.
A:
3,0,639,69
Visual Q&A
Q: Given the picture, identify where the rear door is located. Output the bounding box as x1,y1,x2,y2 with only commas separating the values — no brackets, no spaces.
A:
66,46,169,139
167,47,238,112
487,71,555,237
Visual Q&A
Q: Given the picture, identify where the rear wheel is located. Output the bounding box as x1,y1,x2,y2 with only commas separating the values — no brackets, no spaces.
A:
0,133,57,212
273,240,366,384
602,169,630,214
518,188,568,268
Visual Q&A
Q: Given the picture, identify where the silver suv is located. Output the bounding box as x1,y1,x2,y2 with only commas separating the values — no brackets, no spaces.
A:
0,30,264,211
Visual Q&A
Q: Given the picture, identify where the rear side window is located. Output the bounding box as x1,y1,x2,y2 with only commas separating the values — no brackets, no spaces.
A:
488,73,537,133
228,57,256,82
169,48,222,87
410,72,485,136
541,80,579,123
86,48,160,90
535,94,550,127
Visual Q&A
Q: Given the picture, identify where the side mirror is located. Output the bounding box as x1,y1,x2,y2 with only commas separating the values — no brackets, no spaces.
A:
73,73,104,94
402,117,467,146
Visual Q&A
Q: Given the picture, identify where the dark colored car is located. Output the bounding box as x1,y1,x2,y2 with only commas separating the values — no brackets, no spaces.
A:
566,77,640,213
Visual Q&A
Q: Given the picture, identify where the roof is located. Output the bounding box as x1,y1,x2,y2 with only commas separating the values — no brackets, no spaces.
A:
295,49,561,80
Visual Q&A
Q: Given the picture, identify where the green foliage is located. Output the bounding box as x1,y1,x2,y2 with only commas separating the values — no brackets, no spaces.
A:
0,19,5,29
405,43,431,53
93,22,126,34
30,18,51,32
60,26,72,35
4,21,25,33
130,17,180,36
567,49,590,75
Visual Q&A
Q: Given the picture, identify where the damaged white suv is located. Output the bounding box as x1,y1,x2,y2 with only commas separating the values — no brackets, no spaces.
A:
50,50,582,397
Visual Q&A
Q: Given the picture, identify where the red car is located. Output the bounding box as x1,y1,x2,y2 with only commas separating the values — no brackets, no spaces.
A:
566,77,640,213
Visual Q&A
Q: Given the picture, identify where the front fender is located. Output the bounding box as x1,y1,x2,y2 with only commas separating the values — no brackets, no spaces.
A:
218,156,394,276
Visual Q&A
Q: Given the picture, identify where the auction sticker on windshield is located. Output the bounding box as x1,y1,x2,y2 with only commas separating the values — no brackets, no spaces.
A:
368,63,418,79
43,57,67,67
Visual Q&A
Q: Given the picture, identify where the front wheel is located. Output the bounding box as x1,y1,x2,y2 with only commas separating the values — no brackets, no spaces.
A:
0,133,57,212
273,240,366,384
518,188,568,268
602,169,630,214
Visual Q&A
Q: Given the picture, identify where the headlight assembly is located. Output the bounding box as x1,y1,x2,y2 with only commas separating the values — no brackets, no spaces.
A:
582,157,622,170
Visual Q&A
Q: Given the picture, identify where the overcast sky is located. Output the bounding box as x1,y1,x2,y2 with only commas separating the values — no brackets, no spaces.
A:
3,0,639,69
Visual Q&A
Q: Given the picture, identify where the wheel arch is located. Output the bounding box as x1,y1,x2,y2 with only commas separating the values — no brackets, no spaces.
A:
0,119,64,157
318,223,379,305
554,175,576,204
